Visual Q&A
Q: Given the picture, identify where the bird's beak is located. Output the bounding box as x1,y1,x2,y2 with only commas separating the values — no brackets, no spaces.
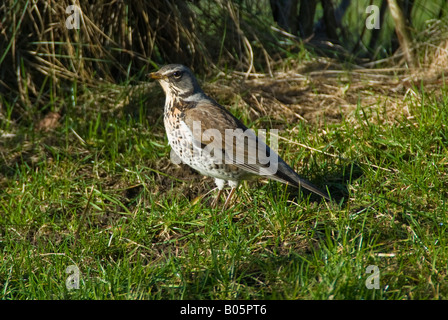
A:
148,72,164,80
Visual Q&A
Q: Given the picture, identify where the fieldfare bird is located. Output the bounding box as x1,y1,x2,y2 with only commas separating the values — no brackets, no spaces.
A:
149,64,330,210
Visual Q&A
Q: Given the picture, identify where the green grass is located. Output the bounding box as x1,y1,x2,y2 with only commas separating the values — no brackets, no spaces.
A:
1,75,448,300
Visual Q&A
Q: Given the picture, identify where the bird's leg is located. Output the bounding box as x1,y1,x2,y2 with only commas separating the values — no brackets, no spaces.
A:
221,187,236,212
211,189,223,209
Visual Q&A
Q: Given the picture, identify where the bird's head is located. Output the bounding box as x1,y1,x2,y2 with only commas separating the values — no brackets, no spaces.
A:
149,64,201,98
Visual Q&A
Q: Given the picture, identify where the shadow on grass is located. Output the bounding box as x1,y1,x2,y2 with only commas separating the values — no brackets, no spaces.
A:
263,161,365,206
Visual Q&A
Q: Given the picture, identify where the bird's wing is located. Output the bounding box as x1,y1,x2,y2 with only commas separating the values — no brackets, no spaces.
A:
182,99,330,200
182,99,270,173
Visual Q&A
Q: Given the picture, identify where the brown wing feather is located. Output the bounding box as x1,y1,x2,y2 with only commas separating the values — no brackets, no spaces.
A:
182,99,330,200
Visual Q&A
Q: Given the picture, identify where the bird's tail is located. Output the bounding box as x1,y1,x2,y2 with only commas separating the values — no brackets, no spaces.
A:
269,159,331,201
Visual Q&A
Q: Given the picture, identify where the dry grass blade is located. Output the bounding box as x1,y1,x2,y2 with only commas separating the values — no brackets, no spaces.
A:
273,132,398,173
0,0,280,120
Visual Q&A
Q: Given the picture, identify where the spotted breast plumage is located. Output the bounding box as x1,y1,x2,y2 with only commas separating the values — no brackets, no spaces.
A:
149,64,330,210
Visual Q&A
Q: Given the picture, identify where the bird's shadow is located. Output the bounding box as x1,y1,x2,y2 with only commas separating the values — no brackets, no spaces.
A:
265,161,364,206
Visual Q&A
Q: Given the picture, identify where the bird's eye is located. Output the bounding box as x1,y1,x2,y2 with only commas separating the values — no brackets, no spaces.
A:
172,71,182,79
